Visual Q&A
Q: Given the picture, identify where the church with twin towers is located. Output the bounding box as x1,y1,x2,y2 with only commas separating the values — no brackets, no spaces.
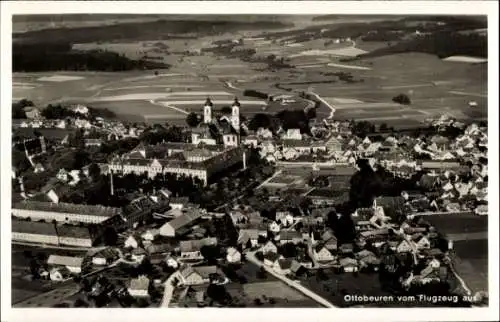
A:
191,96,242,147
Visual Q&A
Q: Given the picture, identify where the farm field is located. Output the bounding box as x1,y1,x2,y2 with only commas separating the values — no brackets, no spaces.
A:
13,20,487,129
451,239,488,294
425,213,488,295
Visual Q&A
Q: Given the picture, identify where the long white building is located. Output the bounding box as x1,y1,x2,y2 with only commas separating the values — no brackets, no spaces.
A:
12,201,121,224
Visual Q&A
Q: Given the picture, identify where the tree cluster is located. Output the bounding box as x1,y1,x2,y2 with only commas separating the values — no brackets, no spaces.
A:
12,99,34,119
392,94,411,105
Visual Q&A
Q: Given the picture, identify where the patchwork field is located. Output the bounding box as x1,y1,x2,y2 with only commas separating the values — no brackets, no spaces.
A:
13,29,487,129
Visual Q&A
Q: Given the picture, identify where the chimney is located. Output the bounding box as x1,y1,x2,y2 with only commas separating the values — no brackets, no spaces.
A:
110,170,114,196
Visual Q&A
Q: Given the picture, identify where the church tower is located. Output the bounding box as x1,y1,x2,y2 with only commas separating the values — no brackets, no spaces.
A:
204,97,213,124
231,97,240,131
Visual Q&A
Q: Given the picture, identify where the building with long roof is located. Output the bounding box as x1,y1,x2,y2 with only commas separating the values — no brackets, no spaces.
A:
12,201,122,224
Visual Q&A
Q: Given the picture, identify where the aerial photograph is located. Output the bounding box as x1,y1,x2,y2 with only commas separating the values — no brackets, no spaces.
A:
9,13,489,309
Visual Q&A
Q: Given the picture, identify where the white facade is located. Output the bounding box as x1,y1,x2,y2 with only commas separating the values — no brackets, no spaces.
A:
12,232,58,245
314,247,335,262
59,236,92,248
223,134,238,147
12,208,111,224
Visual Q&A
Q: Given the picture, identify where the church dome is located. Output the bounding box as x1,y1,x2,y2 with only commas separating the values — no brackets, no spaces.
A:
205,98,213,107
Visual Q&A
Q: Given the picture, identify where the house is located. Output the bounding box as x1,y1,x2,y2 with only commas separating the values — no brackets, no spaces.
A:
269,221,281,234
159,208,203,237
261,241,278,254
179,241,204,260
413,235,431,250
169,197,190,210
276,211,294,227
128,275,150,298
12,220,59,245
141,229,159,242
339,257,359,272
84,138,103,148
321,229,336,242
124,235,139,249
339,243,354,254
179,266,217,286
56,225,94,248
273,258,293,275
282,128,302,140
279,230,302,245
166,257,179,269
396,240,416,254
243,135,259,148
49,267,71,281
313,245,335,262
90,248,119,266
237,229,260,249
47,255,87,274
24,106,41,119
226,247,241,263
356,250,380,271
263,252,282,267
131,248,147,263
56,169,69,182
290,260,308,277
324,237,338,251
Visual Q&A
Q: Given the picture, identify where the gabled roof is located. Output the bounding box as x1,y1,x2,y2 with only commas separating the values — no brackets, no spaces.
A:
13,201,121,217
279,230,302,240
339,257,358,266
278,258,293,270
56,225,92,239
193,266,217,279
163,209,203,230
12,219,57,236
47,255,84,267
180,237,217,253
129,275,150,290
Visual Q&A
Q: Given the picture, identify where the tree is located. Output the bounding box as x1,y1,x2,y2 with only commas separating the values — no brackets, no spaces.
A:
220,106,232,114
392,94,411,105
379,123,388,132
186,112,201,127
88,163,101,182
207,284,231,305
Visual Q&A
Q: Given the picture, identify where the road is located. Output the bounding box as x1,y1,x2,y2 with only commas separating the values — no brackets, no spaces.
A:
255,169,283,189
308,92,337,120
245,250,336,308
160,271,181,307
149,99,189,115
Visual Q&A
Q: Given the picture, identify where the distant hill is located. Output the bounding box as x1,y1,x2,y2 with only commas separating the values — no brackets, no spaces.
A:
13,17,293,42
360,32,487,59
312,14,397,22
